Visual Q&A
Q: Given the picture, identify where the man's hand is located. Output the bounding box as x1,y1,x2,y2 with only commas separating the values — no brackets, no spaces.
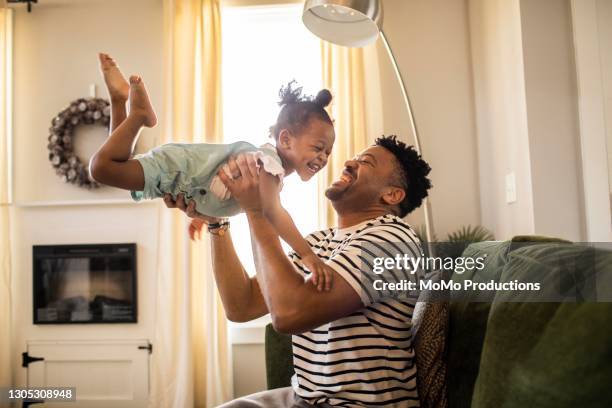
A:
163,193,221,240
218,154,263,213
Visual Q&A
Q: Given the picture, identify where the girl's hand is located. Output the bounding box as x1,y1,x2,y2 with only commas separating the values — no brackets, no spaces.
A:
302,253,333,292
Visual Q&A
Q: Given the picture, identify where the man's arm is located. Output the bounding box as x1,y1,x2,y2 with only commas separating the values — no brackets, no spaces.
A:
247,210,363,334
210,229,269,322
163,193,268,322
218,156,364,334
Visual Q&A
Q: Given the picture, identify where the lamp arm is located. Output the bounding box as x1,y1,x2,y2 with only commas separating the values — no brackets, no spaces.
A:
380,30,436,252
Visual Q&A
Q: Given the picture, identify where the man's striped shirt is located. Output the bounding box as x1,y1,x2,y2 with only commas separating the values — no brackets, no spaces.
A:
288,214,423,407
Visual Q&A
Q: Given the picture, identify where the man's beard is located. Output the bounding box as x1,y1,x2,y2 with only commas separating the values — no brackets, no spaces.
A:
324,185,344,201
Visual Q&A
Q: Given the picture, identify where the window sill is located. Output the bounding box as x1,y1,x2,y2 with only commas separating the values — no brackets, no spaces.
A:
229,315,271,345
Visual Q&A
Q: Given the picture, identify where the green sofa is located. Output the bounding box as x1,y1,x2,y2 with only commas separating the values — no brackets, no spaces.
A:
265,240,612,407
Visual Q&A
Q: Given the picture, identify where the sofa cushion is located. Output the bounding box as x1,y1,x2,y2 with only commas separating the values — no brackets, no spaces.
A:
471,243,612,408
447,241,511,408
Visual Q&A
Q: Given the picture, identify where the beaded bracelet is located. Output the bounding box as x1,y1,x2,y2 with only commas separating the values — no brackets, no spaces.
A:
207,220,230,236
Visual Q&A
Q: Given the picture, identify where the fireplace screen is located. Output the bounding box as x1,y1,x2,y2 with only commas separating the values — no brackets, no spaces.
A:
33,244,137,324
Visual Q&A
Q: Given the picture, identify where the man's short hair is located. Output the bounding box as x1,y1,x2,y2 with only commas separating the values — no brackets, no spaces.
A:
375,135,432,217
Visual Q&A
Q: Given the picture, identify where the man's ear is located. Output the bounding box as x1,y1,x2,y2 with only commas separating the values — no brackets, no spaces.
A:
278,129,292,149
381,186,406,207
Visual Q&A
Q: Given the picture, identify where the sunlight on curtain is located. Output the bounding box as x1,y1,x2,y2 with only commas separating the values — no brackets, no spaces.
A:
319,43,369,228
0,5,12,388
150,1,231,407
222,4,322,275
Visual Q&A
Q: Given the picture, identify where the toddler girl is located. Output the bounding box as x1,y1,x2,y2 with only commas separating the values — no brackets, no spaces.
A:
90,54,335,290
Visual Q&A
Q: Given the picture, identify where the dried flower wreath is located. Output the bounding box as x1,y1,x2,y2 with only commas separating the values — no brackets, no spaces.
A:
47,98,110,189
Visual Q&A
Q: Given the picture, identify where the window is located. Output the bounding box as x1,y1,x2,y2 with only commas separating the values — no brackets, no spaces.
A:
222,3,322,276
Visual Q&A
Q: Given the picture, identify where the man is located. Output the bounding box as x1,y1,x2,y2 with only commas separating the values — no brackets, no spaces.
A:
166,135,432,407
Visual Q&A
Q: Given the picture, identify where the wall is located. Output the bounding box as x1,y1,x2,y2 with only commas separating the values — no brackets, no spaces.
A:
376,0,589,241
232,343,267,397
571,0,612,241
600,0,612,194
469,0,586,241
10,0,163,387
520,0,584,240
377,0,482,238
468,0,535,240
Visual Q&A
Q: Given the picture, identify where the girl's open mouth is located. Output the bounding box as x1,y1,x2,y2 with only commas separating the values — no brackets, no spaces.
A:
307,163,321,174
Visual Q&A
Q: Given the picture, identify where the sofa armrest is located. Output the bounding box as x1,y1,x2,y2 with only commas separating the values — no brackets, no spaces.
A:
265,323,294,390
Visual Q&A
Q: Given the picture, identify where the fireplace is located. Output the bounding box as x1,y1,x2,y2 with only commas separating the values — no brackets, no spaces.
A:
33,244,137,324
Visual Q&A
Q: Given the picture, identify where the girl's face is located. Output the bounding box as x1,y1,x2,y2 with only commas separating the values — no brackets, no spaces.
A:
279,119,335,181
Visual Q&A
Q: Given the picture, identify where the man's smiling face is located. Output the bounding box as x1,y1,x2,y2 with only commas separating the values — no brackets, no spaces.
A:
325,145,402,209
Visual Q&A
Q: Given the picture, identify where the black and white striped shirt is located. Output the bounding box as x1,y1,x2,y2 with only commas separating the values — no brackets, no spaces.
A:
288,214,423,407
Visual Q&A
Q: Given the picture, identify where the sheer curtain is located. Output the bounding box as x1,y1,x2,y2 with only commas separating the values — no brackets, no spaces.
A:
150,1,232,407
0,5,12,389
318,43,370,228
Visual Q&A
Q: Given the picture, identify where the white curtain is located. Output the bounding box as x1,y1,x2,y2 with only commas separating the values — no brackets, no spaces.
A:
149,1,232,407
0,5,12,389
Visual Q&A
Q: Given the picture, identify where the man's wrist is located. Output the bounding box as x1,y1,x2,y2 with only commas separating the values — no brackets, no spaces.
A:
208,219,230,236
245,209,265,220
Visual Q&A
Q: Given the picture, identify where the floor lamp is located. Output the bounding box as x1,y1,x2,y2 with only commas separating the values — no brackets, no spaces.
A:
302,0,436,248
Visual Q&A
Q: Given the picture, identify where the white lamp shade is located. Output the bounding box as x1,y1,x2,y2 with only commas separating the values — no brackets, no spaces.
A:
302,0,383,48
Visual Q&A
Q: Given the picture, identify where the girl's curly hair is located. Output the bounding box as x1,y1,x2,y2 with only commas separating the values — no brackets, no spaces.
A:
270,80,333,139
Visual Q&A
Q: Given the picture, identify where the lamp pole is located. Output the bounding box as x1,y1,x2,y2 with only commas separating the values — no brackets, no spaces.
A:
302,0,436,251
380,30,436,249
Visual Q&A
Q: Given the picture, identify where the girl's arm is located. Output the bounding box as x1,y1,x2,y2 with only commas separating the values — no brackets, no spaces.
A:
258,171,309,256
258,171,332,291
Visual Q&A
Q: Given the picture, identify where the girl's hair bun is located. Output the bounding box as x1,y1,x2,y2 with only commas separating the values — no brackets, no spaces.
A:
278,80,305,106
271,81,334,140
314,89,333,108
278,81,333,109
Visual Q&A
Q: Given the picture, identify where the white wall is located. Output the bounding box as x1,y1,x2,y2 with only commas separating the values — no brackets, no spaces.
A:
600,0,612,194
468,0,535,240
520,0,584,240
597,0,612,224
232,343,266,397
376,0,590,241
10,0,163,387
469,0,586,241
571,0,612,241
12,0,162,204
377,0,482,238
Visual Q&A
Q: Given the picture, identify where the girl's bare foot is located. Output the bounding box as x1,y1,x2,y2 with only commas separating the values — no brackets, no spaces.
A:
98,53,129,102
128,75,157,127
